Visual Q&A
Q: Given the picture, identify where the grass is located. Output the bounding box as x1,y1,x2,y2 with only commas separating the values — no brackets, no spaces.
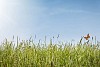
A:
0,37,100,67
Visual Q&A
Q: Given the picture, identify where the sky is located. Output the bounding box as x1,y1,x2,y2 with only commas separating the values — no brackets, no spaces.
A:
0,0,100,43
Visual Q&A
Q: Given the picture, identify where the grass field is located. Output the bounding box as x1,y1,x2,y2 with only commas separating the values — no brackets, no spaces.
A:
0,37,100,67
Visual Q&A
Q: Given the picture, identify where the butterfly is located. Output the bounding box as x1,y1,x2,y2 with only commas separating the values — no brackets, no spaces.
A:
84,34,90,40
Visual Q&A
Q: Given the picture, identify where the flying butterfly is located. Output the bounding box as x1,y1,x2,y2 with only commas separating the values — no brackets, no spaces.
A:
84,34,90,40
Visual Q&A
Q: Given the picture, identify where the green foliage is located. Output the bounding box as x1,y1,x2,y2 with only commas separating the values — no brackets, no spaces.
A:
0,38,100,67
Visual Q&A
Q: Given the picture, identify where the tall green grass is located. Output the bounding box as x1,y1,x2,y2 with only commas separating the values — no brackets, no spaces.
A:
0,37,100,67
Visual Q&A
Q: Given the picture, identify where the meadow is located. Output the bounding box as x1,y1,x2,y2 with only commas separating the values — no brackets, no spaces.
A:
0,36,100,67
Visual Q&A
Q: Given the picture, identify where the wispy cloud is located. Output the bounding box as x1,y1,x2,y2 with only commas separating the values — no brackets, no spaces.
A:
47,7,100,16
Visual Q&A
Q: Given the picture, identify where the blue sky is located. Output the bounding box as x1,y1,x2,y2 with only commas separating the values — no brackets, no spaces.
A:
0,0,100,43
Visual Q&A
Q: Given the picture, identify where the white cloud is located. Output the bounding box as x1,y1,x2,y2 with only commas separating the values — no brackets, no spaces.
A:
47,7,100,16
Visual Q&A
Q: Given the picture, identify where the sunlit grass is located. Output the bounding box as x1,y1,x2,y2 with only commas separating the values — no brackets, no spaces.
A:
0,36,100,67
